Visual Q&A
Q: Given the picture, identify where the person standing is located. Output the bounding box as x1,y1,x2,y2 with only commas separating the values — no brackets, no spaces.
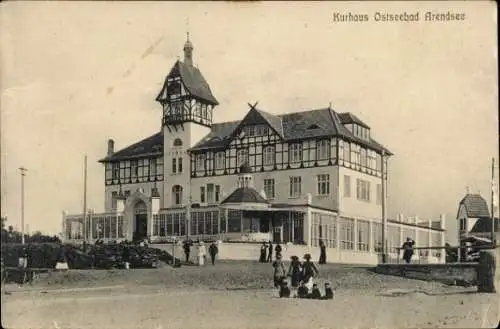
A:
259,242,267,263
267,241,273,263
287,255,302,288
183,239,191,263
208,241,218,265
274,243,282,260
197,241,206,266
272,254,286,288
401,237,415,264
319,239,327,264
302,253,319,291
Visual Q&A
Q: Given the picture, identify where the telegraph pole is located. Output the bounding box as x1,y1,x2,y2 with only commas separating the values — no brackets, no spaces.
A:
381,151,387,263
19,167,28,244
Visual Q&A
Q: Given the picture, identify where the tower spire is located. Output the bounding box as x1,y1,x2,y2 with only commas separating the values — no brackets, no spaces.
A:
183,18,193,66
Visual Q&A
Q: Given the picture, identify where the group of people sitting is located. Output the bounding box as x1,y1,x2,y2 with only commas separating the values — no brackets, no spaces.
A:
272,253,333,300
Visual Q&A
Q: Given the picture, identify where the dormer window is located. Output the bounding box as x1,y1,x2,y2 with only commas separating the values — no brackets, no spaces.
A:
243,124,270,137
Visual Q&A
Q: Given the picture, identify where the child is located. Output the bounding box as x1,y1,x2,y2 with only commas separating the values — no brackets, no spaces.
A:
272,254,286,288
279,281,291,298
322,282,334,300
296,281,309,298
309,283,322,299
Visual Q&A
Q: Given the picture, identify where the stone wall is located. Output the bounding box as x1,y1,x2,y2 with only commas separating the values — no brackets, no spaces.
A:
375,263,478,285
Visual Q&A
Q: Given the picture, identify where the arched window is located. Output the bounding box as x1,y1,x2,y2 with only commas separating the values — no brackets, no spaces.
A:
172,185,183,205
173,138,183,147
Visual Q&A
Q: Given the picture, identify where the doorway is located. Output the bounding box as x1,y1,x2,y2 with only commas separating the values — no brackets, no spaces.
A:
133,200,148,241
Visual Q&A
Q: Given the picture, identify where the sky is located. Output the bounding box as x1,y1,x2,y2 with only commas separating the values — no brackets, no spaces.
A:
1,1,498,244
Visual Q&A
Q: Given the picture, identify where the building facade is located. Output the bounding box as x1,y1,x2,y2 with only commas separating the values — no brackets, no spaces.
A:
62,35,445,264
457,192,498,244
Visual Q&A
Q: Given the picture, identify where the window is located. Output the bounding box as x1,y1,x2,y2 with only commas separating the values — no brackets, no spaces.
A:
316,140,330,160
178,157,183,173
172,185,183,205
264,179,275,199
215,152,225,170
112,163,120,179
376,184,382,205
173,138,183,147
237,149,248,166
149,158,157,176
200,186,205,203
343,142,351,162
207,183,215,204
111,192,117,210
360,148,367,167
196,154,205,171
130,160,139,178
356,179,371,202
317,174,330,196
289,143,302,163
289,176,302,198
340,217,354,250
344,175,351,197
263,146,275,166
172,158,177,174
351,144,360,165
215,185,220,202
357,220,370,252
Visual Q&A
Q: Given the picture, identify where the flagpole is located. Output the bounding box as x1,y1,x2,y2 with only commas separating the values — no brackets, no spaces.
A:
491,157,495,243
83,154,88,243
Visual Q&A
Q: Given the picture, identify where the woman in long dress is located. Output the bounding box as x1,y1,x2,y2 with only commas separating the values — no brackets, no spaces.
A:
302,253,319,290
259,242,267,262
197,241,206,266
287,256,302,288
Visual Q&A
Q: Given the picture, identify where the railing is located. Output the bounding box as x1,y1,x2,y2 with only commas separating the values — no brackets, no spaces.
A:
387,244,499,265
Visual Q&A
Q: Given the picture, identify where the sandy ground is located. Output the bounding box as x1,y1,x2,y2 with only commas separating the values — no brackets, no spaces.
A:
1,263,499,329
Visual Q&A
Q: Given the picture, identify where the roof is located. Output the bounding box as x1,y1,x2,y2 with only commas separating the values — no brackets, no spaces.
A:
338,112,370,129
156,60,219,106
192,107,392,155
99,132,163,163
101,107,392,163
459,194,491,218
470,217,499,234
220,187,269,205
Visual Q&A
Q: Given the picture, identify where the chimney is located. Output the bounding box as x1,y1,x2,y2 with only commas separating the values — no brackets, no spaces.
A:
107,139,115,156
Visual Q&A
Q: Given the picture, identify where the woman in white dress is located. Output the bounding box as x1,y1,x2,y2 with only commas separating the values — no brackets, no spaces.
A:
198,241,206,266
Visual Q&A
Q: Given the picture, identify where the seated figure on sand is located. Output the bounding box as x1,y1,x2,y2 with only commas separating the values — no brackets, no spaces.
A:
321,282,334,300
296,281,309,298
279,281,291,298
308,283,322,299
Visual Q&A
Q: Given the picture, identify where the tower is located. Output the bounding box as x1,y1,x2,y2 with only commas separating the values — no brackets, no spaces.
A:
156,34,219,208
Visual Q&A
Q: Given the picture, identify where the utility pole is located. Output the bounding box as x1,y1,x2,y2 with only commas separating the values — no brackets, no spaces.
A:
381,151,387,263
19,167,27,244
83,155,88,242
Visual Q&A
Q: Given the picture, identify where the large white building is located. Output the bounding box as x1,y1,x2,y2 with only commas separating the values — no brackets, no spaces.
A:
63,35,445,264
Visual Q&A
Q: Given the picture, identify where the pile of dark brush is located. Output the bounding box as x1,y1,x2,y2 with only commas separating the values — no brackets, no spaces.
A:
1,241,181,272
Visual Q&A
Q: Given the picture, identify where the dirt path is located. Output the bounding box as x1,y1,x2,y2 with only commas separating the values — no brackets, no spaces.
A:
2,284,498,329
